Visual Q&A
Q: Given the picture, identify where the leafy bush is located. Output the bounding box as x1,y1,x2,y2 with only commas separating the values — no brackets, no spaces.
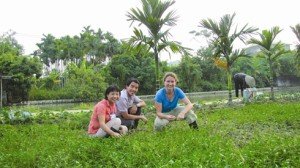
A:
0,108,33,124
29,62,107,101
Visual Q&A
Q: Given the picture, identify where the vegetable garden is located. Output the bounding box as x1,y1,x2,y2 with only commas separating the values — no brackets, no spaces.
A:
1,93,299,167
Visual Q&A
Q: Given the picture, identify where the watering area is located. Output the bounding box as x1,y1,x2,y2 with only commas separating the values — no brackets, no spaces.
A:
17,86,300,112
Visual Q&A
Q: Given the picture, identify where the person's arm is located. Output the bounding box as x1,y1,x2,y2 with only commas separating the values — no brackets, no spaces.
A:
133,95,146,108
177,97,193,120
136,100,146,108
155,102,176,121
121,97,147,122
116,97,138,120
121,112,147,122
98,113,120,137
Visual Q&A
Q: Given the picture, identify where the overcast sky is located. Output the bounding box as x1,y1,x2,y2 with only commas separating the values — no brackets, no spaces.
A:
1,0,299,61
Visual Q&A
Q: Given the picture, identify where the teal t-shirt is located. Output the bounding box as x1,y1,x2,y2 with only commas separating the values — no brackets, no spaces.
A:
155,87,185,113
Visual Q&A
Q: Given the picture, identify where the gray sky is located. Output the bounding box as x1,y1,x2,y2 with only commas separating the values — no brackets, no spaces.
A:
1,0,299,61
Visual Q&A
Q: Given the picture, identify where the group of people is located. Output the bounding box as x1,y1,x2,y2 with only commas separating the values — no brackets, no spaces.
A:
88,72,199,138
88,71,256,138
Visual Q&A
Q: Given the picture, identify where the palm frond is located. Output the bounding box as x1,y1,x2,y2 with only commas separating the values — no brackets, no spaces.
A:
290,24,300,42
127,0,177,34
248,26,282,51
228,49,250,65
199,18,220,36
235,24,258,43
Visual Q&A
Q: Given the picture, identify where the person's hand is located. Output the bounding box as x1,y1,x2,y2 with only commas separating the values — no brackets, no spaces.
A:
119,126,128,135
166,114,176,121
176,112,185,120
111,132,121,138
140,115,148,124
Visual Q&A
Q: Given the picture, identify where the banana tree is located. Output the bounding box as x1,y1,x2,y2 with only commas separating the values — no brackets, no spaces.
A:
127,0,188,91
199,13,257,104
248,27,289,100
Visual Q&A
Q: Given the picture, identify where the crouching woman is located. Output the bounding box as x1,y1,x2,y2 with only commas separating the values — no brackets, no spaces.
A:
154,72,198,131
88,85,128,138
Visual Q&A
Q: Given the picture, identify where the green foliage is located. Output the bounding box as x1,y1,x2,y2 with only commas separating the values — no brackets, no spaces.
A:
106,53,156,95
194,47,227,91
63,62,107,101
173,55,202,92
0,101,299,167
35,34,59,67
248,27,290,100
290,24,300,71
198,13,258,103
276,53,298,76
0,108,33,124
0,30,23,55
28,88,72,100
127,0,188,90
0,33,42,104
29,62,106,101
0,108,91,129
35,27,122,67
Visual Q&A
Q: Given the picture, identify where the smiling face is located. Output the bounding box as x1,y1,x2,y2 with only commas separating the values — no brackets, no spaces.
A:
107,91,120,104
126,82,139,97
164,75,177,91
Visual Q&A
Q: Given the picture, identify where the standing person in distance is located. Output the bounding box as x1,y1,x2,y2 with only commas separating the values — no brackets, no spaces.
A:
88,85,128,138
154,72,198,131
116,78,148,130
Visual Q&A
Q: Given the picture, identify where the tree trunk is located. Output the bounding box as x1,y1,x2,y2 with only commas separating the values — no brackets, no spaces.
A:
227,68,233,104
227,67,232,104
269,59,275,100
154,47,160,92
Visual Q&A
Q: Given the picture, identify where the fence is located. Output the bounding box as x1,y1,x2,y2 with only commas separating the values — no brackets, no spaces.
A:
20,86,300,105
139,86,300,101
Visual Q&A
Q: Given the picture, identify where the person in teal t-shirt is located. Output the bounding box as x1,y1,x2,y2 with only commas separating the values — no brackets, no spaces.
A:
154,72,198,131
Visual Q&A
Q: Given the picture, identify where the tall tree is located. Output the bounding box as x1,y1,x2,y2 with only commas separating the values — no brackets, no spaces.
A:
174,55,201,92
195,46,227,91
80,27,121,65
127,0,187,91
248,27,289,100
35,34,60,67
1,34,42,104
290,24,300,71
199,13,257,103
57,35,84,65
0,30,23,55
105,43,156,95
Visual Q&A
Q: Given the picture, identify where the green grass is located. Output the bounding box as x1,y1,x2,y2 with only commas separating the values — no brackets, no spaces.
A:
0,102,299,167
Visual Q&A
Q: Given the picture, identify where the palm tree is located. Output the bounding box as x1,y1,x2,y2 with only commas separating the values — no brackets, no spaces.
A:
290,24,300,70
248,27,289,100
127,0,188,91
199,13,257,104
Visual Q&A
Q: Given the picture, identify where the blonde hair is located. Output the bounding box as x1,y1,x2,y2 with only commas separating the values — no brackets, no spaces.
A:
163,72,178,82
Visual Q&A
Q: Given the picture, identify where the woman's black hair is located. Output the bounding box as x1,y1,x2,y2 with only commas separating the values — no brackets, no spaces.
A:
104,85,120,100
126,77,140,86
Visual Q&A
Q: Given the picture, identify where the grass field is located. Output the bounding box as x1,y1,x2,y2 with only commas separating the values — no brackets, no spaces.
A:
0,101,299,167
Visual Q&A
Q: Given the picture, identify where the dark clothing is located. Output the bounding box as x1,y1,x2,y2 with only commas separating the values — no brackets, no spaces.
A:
234,73,249,97
119,107,142,129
